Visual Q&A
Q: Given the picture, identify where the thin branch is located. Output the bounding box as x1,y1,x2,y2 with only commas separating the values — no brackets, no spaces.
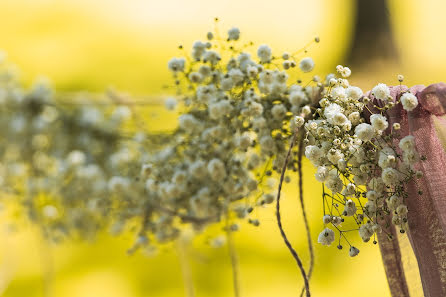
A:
275,129,310,297
226,219,241,297
177,239,196,297
297,133,314,297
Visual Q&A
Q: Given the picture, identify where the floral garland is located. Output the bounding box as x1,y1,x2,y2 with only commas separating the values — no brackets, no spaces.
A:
0,23,425,296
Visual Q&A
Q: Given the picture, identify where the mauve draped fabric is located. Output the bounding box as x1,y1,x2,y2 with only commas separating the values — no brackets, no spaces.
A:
368,83,446,297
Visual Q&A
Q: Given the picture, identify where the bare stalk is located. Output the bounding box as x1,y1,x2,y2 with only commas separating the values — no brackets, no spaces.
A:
297,134,314,297
177,239,196,297
276,130,310,297
226,221,241,297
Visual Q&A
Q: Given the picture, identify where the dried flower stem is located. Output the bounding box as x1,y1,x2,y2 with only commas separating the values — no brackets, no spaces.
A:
226,219,241,297
297,133,314,297
177,239,196,297
276,129,310,297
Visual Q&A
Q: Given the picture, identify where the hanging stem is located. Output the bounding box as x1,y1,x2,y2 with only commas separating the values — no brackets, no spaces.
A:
177,238,196,297
296,134,314,297
39,230,53,297
226,221,241,297
276,129,310,297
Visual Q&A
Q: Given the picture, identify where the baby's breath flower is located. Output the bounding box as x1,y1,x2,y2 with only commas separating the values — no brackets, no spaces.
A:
370,114,389,131
372,83,390,101
227,27,240,41
299,57,315,73
168,57,185,72
318,228,335,246
400,92,418,111
349,246,360,257
257,45,272,63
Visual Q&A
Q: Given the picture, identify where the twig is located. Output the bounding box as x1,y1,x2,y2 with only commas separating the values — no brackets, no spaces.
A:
177,239,196,297
275,129,310,297
297,133,314,297
226,219,241,297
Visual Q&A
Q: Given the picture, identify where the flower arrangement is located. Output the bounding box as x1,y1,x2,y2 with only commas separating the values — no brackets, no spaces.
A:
0,22,432,296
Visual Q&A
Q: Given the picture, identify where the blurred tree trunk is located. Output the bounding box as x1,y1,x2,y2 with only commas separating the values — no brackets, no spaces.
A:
347,0,398,67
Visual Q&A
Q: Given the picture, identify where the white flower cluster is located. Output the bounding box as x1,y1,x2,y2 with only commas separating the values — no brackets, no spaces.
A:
0,26,322,252
305,67,422,256
0,67,155,244
0,25,424,260
160,26,323,241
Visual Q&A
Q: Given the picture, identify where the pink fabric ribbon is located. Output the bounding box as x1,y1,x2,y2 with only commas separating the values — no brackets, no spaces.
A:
369,83,446,297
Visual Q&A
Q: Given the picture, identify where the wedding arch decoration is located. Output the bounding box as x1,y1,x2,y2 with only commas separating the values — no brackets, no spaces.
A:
1,23,445,297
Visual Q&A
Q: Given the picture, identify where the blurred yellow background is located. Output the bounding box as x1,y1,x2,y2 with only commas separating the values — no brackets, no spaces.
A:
0,0,445,296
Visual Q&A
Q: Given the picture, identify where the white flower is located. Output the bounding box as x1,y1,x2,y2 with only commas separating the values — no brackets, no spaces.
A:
228,68,244,84
368,177,385,193
341,67,351,78
387,195,402,210
209,100,233,119
168,57,185,72
315,166,329,182
343,199,357,216
327,149,344,165
324,103,343,121
382,168,400,186
359,224,374,242
188,72,203,83
202,51,221,65
67,150,86,167
305,145,323,165
332,216,342,226
349,246,360,257
189,160,207,179
355,123,374,142
299,57,315,73
399,135,416,152
323,215,332,224
400,93,418,111
372,83,390,101
228,27,240,41
348,111,360,125
294,116,305,128
271,104,287,120
346,86,363,100
325,170,343,193
207,158,227,181
318,228,335,246
165,97,177,110
179,114,201,132
192,41,207,60
108,176,130,192
378,146,396,169
289,90,306,106
370,114,388,131
331,87,347,100
332,113,349,126
403,151,419,165
366,190,377,201
257,45,272,63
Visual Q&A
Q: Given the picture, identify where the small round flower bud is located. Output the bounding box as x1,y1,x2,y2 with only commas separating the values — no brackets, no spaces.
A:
323,215,332,224
302,105,311,116
294,116,305,128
